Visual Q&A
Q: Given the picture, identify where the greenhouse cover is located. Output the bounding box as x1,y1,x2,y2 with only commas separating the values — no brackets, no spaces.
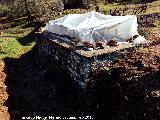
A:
44,12,146,45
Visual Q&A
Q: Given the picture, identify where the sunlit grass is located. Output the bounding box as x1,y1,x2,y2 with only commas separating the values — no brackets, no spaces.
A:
99,0,160,15
146,0,160,14
0,24,35,59
0,0,159,59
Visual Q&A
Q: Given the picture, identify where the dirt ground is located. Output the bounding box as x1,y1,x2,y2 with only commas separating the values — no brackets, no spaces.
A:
0,15,160,119
0,38,160,120
0,47,89,120
0,60,9,120
0,1,160,119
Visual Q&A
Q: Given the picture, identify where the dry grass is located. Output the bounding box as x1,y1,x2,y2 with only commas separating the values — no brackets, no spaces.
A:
100,0,160,15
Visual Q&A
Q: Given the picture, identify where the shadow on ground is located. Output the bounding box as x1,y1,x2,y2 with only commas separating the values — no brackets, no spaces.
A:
3,46,91,120
93,67,160,120
17,31,35,46
3,46,160,120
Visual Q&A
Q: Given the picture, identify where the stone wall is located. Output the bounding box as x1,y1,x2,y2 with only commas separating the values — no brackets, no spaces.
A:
35,31,143,88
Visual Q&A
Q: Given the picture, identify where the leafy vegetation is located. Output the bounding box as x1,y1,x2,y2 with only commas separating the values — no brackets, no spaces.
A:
0,4,9,16
5,0,63,22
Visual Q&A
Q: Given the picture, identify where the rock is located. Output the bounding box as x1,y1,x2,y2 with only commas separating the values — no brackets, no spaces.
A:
151,90,160,98
107,38,118,47
82,41,93,48
95,41,105,49
72,39,81,45
126,37,133,43
133,35,139,40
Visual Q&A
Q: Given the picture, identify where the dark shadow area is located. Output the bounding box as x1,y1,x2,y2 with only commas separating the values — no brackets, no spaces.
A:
3,46,160,120
92,67,160,120
17,31,35,46
18,21,45,46
63,0,84,10
3,46,90,120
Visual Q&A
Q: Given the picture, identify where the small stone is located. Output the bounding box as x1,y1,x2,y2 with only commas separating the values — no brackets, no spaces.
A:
107,38,118,47
125,96,129,101
72,39,81,45
133,35,139,40
95,41,105,49
126,37,133,43
151,90,160,97
82,41,90,46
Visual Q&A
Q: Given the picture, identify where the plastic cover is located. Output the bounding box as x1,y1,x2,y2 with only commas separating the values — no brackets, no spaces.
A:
44,12,139,44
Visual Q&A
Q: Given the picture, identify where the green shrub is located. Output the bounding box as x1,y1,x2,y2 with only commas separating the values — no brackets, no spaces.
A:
8,0,64,21
0,4,9,17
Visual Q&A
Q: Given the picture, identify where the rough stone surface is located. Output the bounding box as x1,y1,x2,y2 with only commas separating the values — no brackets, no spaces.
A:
36,31,145,87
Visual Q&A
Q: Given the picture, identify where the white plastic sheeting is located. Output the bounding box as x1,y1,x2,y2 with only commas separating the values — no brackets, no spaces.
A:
133,36,146,44
44,12,140,44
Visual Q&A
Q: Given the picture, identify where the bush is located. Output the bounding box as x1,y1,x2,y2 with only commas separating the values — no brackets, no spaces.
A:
8,0,64,21
0,4,9,17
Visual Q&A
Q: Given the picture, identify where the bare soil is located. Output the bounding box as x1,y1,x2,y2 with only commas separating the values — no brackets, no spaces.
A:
0,60,9,120
0,38,160,120
0,12,160,119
